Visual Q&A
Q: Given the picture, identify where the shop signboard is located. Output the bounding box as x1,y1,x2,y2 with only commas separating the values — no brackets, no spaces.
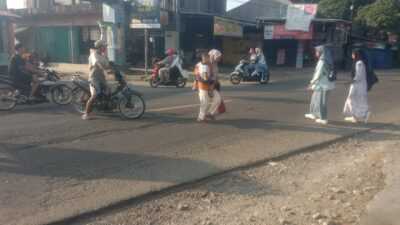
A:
103,3,124,24
285,4,317,32
214,16,243,38
130,0,161,29
264,24,313,40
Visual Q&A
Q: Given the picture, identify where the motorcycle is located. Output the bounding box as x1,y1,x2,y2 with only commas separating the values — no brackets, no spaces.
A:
0,69,73,111
71,64,146,120
149,55,187,88
230,59,270,85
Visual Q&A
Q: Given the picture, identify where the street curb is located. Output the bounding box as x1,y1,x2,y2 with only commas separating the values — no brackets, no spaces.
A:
44,125,383,225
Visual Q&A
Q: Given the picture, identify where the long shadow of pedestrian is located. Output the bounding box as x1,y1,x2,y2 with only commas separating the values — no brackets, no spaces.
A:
212,118,367,136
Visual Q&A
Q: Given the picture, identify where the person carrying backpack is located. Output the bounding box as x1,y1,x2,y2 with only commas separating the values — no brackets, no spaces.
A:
305,45,336,125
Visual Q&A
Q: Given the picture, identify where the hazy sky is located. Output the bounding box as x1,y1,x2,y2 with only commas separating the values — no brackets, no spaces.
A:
227,0,250,11
7,0,25,9
7,0,250,11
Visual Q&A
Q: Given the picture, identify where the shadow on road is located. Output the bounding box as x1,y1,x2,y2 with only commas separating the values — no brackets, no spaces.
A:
0,142,277,198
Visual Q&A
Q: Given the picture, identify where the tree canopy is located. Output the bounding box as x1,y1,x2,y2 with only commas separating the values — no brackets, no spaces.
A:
357,0,400,32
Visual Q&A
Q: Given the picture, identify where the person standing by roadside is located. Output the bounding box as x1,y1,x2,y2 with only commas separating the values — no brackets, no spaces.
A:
343,49,371,123
305,45,335,125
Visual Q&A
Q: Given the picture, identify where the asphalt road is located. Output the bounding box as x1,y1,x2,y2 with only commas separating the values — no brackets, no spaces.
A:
0,69,399,225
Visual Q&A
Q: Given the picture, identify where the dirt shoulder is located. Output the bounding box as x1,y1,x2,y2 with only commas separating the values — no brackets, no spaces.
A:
75,125,400,225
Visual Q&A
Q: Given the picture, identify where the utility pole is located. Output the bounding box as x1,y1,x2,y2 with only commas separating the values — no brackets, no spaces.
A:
175,0,181,52
144,28,149,75
343,0,355,69
349,0,355,47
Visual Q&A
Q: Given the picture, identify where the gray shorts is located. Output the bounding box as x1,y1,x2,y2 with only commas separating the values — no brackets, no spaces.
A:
89,77,107,97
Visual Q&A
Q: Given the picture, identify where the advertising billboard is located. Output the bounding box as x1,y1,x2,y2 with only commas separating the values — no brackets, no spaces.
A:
130,0,161,29
264,24,313,40
214,16,243,38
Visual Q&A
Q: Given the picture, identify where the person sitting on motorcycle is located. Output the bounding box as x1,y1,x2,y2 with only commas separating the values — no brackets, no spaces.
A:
255,47,268,82
82,40,111,120
8,43,40,98
247,48,257,76
158,48,178,82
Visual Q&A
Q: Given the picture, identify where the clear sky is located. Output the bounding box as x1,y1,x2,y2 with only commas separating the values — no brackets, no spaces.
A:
227,0,250,11
7,0,251,11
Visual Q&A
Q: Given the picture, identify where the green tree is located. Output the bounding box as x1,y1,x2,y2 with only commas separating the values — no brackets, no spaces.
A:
357,0,400,32
317,0,375,19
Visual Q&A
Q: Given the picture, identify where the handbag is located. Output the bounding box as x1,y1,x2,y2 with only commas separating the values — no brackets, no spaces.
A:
367,71,378,91
218,100,226,114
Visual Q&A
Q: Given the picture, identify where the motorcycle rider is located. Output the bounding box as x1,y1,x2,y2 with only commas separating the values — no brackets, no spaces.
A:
82,40,110,120
158,48,178,82
8,43,40,98
247,48,257,76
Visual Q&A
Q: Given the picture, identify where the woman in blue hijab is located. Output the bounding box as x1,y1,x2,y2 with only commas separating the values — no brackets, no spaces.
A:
305,45,336,125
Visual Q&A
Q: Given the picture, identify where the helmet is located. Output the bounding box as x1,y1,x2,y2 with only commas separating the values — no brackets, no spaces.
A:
94,40,107,49
165,48,176,56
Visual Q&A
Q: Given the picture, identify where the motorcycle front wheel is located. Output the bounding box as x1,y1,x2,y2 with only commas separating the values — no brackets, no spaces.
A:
72,88,89,114
118,94,146,120
259,72,270,85
0,86,17,111
51,84,73,105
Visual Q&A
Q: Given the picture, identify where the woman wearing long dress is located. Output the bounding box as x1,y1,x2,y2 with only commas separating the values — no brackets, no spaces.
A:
343,49,370,123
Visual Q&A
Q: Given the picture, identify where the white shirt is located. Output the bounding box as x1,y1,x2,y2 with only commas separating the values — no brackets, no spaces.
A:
88,50,109,80
199,63,210,81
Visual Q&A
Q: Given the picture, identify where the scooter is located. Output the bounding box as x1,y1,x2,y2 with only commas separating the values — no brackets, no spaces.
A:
230,59,270,85
0,69,73,111
71,63,146,120
149,56,188,88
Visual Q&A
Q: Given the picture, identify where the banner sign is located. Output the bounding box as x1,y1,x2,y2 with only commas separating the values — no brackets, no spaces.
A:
103,3,124,24
264,24,313,40
285,4,317,32
130,0,161,29
214,16,243,38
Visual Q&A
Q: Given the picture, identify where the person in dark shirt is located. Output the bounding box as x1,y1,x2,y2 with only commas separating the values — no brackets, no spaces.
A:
8,44,39,97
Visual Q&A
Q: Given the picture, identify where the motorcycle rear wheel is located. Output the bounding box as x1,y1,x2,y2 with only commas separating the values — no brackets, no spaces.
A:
51,84,73,105
0,86,17,111
118,94,146,120
150,78,160,88
230,73,241,85
72,88,89,114
176,77,186,88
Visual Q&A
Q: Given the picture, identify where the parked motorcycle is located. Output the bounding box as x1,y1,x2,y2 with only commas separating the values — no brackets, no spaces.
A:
71,64,146,120
0,69,73,111
230,59,270,85
149,56,187,88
